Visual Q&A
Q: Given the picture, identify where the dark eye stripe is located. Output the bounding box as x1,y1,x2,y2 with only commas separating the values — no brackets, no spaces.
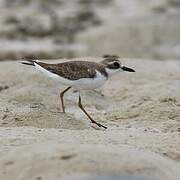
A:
107,61,120,69
113,62,120,68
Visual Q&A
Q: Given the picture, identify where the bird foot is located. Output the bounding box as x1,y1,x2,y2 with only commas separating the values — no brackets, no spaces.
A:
90,122,107,130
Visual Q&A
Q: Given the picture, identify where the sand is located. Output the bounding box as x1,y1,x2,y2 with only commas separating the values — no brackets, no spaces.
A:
0,58,180,180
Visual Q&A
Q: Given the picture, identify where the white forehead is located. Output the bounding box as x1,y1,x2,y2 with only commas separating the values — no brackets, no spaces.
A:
109,59,121,63
104,59,121,64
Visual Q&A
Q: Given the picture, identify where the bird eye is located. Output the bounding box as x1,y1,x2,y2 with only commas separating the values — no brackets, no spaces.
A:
113,62,120,68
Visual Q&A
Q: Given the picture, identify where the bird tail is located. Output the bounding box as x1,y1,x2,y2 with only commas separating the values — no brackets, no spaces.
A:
20,59,38,66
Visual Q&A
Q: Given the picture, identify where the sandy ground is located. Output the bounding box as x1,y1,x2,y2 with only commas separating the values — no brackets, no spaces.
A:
0,58,180,180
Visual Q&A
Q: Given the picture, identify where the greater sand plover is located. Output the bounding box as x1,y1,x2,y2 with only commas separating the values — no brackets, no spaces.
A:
21,55,135,129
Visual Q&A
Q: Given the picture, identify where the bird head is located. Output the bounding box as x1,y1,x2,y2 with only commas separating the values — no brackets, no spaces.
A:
100,55,135,76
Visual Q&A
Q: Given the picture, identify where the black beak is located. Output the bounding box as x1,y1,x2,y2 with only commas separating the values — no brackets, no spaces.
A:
122,66,135,72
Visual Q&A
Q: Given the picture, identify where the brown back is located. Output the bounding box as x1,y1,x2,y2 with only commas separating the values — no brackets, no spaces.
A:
36,61,108,80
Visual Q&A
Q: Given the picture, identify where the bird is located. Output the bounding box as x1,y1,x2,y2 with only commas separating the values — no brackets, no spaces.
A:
21,54,135,129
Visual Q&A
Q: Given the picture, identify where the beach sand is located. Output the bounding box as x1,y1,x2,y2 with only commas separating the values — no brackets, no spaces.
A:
0,58,180,179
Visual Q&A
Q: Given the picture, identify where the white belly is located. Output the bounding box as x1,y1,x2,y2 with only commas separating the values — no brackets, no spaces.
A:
34,63,107,90
73,71,107,90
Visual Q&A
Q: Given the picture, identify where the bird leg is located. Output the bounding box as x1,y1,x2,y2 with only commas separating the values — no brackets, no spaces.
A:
60,86,71,113
78,95,107,129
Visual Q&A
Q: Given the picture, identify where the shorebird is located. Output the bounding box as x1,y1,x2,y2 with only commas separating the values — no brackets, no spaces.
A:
21,55,135,129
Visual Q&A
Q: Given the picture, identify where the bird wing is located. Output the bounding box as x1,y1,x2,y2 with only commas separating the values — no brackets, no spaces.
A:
35,61,97,80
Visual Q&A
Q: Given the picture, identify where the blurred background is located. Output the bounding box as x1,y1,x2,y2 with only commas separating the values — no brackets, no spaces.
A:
0,0,180,60
0,2,180,179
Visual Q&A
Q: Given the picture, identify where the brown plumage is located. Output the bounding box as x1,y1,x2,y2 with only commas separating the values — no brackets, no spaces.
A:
100,55,122,69
29,60,108,80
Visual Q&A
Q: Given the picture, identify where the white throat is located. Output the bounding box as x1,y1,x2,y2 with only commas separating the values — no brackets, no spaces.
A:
105,68,123,77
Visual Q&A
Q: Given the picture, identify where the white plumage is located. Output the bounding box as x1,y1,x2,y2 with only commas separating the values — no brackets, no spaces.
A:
35,63,107,90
